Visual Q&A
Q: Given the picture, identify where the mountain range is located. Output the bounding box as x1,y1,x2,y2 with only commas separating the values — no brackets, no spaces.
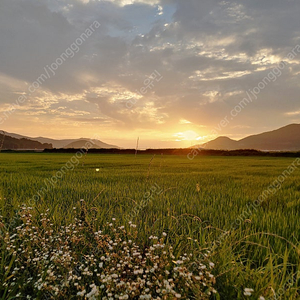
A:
1,123,300,151
194,124,300,151
0,131,119,150
0,133,52,150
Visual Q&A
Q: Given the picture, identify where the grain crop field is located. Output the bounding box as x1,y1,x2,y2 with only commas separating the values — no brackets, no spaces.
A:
0,153,300,299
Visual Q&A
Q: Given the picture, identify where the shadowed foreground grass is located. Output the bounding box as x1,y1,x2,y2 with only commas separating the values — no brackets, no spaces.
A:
0,153,300,299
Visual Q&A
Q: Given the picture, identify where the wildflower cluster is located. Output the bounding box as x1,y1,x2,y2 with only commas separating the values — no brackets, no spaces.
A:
1,203,217,299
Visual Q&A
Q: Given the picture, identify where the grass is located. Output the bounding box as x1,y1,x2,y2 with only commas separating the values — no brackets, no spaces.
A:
0,153,300,299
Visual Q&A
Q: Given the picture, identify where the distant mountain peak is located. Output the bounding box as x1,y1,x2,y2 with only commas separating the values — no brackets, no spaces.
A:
193,124,300,151
63,139,118,149
214,136,235,140
2,131,119,149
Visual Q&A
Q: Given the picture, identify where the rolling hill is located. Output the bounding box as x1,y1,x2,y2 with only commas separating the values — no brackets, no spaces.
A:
0,133,52,150
63,139,117,149
3,132,119,149
194,124,300,151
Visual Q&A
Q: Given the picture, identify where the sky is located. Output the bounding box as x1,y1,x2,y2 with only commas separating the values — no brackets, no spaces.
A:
0,0,300,148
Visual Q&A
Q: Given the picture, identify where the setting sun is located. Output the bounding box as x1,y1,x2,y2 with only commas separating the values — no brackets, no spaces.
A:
182,130,199,140
174,130,201,141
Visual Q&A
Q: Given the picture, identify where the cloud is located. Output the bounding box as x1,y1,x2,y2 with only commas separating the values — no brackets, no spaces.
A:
1,0,300,147
100,0,161,7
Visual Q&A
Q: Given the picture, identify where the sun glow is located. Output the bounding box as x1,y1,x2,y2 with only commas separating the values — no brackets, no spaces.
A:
174,130,202,141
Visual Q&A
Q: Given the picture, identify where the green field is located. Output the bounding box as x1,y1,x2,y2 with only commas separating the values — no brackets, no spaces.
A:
1,153,300,299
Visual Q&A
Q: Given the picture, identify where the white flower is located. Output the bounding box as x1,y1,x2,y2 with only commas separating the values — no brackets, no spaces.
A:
86,284,99,298
77,289,86,297
244,288,254,296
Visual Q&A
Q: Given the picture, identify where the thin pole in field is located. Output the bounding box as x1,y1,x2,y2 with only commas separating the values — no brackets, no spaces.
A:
135,137,139,157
